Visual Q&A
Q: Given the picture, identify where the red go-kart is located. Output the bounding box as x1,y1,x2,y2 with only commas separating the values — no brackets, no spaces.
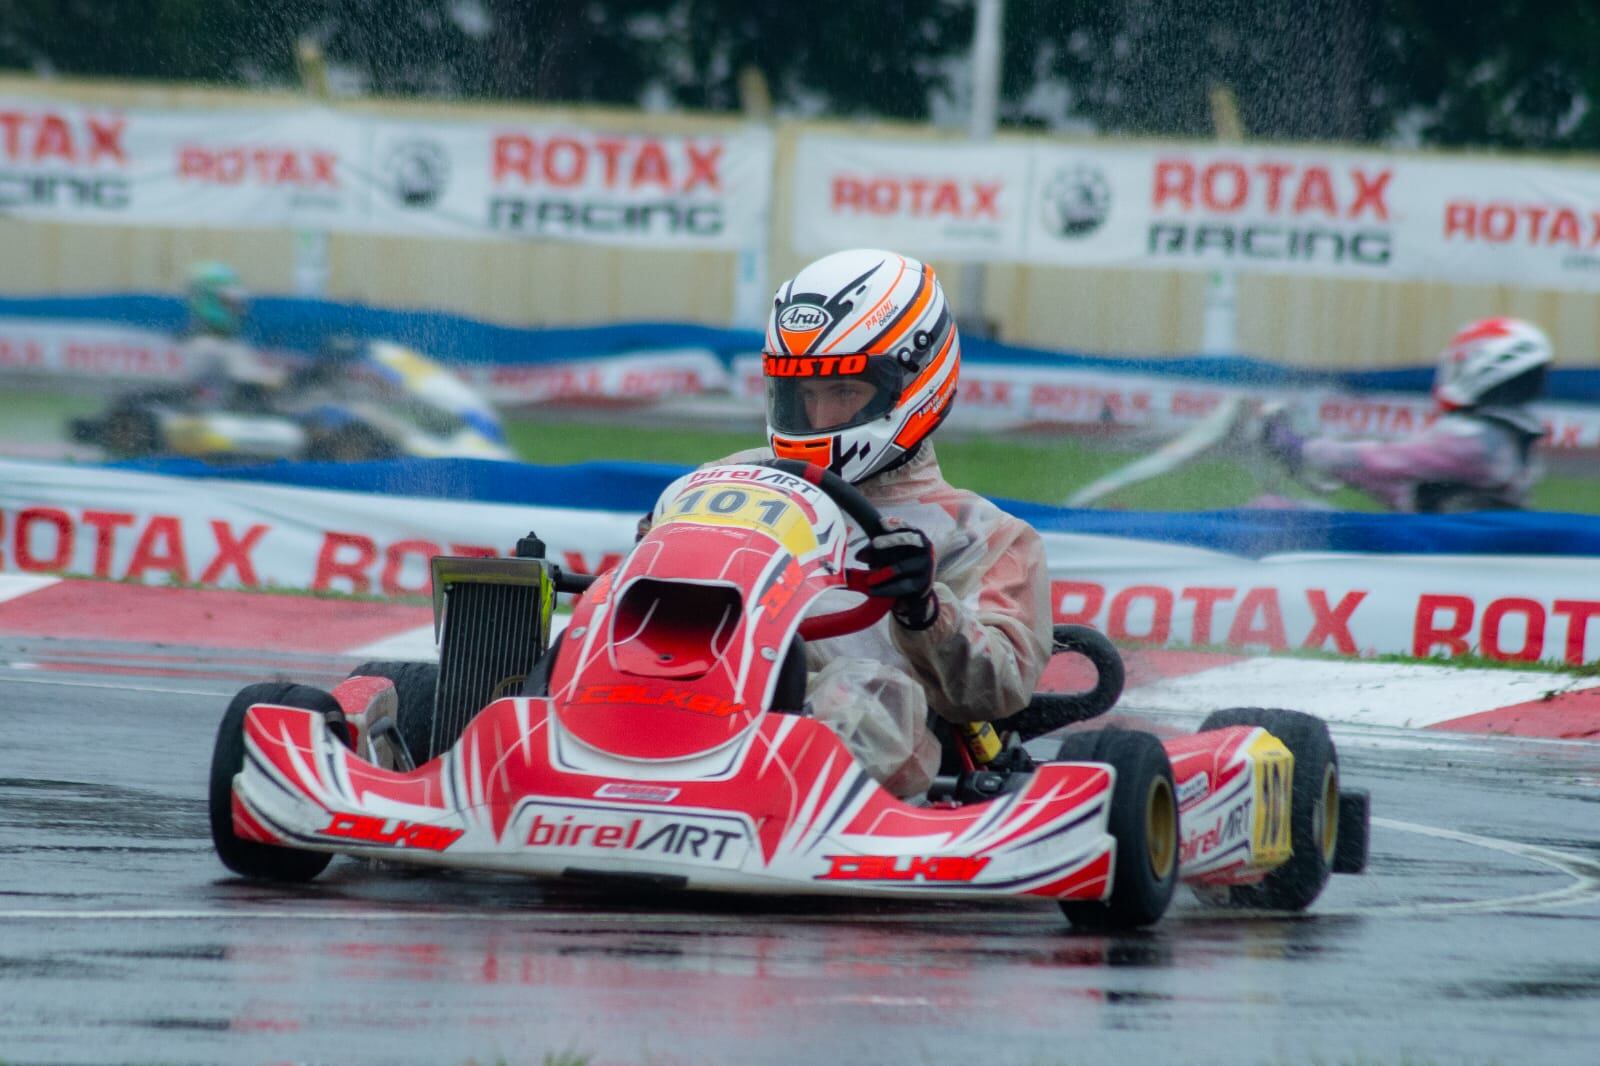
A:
210,460,1369,929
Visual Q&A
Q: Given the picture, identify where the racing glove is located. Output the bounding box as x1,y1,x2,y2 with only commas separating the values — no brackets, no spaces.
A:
857,527,939,631
1260,410,1308,475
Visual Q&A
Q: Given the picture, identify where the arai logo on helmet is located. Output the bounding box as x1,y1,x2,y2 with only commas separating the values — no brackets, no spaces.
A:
778,304,831,332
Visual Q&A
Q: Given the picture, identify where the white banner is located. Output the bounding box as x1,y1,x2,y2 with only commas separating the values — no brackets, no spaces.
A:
792,135,1600,290
0,97,773,249
0,459,1595,665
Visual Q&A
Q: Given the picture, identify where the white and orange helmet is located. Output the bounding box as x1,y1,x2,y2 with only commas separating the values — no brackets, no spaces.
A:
1434,317,1552,409
764,249,959,483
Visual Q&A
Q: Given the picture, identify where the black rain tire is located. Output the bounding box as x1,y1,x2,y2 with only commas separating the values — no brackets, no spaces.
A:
348,660,441,767
1198,707,1340,912
1055,728,1179,930
100,407,163,457
308,423,397,462
209,682,340,882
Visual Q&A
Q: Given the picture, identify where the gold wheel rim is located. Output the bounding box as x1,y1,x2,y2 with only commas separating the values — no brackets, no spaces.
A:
1319,763,1339,864
1146,777,1177,880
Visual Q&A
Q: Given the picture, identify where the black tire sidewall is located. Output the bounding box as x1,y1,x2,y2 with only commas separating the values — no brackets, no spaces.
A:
209,681,341,881
1057,728,1179,930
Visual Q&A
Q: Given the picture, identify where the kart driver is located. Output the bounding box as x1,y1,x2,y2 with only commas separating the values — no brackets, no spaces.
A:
713,248,1054,798
178,261,285,411
1260,317,1551,513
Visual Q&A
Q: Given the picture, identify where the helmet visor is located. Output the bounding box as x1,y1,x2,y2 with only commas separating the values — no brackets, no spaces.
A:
765,353,904,435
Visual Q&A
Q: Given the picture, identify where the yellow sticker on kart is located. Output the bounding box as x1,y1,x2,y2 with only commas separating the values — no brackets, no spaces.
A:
1248,732,1294,868
660,482,818,557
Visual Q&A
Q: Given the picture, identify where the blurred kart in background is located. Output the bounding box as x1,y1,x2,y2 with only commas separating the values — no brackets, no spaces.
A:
71,340,512,463
1064,396,1340,510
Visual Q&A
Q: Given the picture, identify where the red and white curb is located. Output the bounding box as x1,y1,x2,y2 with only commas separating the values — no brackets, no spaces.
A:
2,575,1597,740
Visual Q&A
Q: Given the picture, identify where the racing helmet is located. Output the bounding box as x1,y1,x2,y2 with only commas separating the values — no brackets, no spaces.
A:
764,249,959,483
187,261,249,337
1433,317,1552,409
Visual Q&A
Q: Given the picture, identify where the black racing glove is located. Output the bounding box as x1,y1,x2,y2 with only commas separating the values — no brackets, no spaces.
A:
857,527,939,630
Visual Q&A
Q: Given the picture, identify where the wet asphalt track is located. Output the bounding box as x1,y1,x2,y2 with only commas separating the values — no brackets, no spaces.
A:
2,634,1599,1066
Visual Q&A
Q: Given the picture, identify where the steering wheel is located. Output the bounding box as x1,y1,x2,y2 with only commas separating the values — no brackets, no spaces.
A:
759,459,894,641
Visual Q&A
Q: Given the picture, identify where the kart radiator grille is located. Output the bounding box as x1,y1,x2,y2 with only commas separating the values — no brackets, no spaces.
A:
433,581,545,757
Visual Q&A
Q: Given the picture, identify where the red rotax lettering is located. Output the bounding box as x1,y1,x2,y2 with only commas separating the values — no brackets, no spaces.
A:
1053,580,1105,626
1226,587,1287,650
542,137,585,186
32,114,73,162
1181,586,1235,646
87,116,127,164
199,520,267,586
1292,166,1337,216
1443,201,1475,239
1348,168,1391,220
491,134,535,182
14,507,72,572
1553,600,1600,666
683,142,723,192
1481,597,1545,662
970,181,1001,218
630,140,672,189
1413,594,1474,658
1302,589,1367,654
126,515,189,583
1201,161,1248,212
313,531,377,594
1108,585,1173,644
82,510,135,578
1153,159,1193,210
381,538,442,598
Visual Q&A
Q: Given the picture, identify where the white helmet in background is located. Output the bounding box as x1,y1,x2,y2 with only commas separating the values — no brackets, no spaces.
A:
1433,317,1552,409
763,249,959,483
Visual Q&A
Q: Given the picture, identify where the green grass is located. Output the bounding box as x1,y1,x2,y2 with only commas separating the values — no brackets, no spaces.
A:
504,416,1600,513
6,388,1598,512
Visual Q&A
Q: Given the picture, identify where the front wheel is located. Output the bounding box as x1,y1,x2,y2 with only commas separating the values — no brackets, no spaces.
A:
209,682,341,882
1056,728,1179,931
1198,707,1339,912
347,660,440,766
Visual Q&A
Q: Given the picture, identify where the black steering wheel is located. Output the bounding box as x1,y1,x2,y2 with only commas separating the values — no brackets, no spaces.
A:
759,459,894,641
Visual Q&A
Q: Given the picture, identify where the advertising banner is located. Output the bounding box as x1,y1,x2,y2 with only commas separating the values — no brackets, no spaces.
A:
1,459,1596,664
0,97,773,250
792,135,1600,290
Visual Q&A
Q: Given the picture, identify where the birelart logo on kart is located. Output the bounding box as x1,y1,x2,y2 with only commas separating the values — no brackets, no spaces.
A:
515,804,752,869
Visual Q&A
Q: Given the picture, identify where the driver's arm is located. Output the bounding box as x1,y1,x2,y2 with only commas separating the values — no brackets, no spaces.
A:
890,513,1053,724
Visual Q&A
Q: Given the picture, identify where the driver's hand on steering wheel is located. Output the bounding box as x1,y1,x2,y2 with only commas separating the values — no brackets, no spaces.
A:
857,525,939,631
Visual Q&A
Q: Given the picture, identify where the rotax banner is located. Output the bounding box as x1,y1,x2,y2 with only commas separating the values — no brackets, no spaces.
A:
791,134,1600,290
0,459,1595,665
0,96,772,249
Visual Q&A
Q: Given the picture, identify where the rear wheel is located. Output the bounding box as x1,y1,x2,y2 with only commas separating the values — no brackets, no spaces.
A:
1056,728,1179,930
308,424,396,462
1198,707,1339,911
209,682,340,882
348,660,440,766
